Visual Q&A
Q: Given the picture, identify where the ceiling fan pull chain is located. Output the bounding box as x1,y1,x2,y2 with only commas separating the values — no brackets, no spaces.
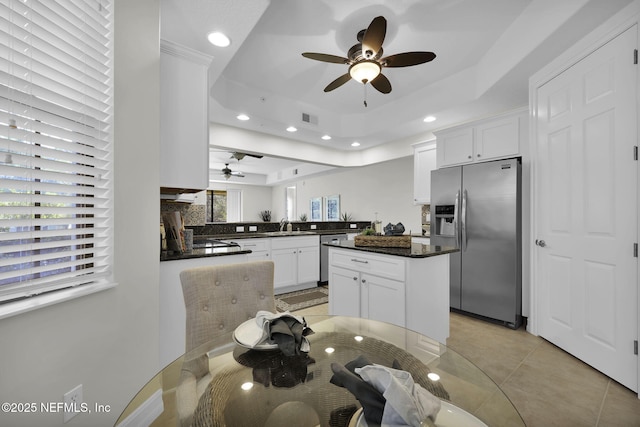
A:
363,83,368,107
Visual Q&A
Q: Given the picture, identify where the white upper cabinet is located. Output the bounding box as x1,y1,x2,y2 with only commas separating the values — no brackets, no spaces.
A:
160,40,212,192
413,142,437,204
435,108,527,168
436,127,474,167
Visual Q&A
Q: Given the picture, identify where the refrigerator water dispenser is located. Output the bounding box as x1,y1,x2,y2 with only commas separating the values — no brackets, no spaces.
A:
434,205,456,237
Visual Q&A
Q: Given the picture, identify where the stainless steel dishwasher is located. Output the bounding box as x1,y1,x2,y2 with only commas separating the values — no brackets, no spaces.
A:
320,233,348,285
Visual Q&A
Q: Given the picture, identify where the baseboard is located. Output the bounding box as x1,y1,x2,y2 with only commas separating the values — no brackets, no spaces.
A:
116,389,164,427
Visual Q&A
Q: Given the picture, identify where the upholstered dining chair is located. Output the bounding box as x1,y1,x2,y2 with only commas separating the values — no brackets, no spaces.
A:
176,260,276,426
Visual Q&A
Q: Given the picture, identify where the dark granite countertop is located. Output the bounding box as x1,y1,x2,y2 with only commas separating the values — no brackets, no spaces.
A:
324,240,458,258
197,229,363,240
160,246,251,262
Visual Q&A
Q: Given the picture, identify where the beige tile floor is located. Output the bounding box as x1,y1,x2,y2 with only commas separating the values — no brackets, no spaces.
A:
295,303,640,427
140,302,639,426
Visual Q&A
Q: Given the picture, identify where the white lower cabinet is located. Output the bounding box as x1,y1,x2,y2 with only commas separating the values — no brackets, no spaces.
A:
271,248,297,289
330,265,405,327
271,236,319,293
235,238,270,260
328,247,450,345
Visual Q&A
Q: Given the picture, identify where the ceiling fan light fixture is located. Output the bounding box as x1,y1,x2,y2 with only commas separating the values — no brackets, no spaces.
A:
349,60,381,84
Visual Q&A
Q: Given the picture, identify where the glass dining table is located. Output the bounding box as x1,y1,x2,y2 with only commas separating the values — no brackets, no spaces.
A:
116,316,525,427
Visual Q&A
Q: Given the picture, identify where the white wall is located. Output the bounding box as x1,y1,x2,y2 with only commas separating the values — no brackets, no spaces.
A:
208,182,272,222
272,156,423,233
0,1,161,426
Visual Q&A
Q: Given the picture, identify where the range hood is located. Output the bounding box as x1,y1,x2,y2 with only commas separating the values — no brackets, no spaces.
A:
160,192,197,203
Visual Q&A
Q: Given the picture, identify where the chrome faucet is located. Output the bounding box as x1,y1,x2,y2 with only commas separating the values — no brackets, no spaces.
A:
279,218,287,231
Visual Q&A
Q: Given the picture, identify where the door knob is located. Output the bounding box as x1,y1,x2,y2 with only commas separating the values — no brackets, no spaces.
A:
535,239,547,247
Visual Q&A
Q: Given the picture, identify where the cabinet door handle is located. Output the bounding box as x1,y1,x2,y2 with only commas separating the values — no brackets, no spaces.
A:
352,277,358,281
361,279,366,284
351,258,369,264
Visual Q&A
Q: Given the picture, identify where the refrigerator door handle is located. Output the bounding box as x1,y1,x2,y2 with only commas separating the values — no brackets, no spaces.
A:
461,189,468,251
454,190,460,247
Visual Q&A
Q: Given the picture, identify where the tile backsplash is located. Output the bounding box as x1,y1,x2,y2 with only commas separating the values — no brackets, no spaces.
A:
160,202,205,226
421,204,431,236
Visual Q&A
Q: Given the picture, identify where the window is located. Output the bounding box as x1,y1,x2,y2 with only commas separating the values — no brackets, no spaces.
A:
206,189,242,223
207,190,227,222
285,185,296,221
0,0,113,314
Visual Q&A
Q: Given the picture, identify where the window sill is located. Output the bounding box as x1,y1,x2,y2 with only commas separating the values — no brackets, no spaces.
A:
0,281,118,321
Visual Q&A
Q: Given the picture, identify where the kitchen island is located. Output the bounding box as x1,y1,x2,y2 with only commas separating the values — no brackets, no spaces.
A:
326,240,458,345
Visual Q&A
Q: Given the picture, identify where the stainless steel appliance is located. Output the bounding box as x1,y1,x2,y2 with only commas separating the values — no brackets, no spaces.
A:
320,233,348,284
431,157,521,328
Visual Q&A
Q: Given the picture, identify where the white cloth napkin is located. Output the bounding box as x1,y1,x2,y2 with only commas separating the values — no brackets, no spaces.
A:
243,311,310,352
355,364,441,427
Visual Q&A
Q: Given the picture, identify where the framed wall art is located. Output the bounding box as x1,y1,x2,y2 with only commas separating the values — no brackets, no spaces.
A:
325,194,340,221
310,197,323,221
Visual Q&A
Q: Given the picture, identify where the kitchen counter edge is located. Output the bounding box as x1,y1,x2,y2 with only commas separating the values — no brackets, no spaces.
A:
324,240,458,258
160,247,251,262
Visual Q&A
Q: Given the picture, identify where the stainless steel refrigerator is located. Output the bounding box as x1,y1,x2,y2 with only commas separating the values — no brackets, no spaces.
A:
430,157,522,328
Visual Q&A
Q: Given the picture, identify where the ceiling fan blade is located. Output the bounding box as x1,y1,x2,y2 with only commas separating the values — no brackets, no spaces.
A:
362,16,386,58
382,51,436,67
324,73,352,92
230,151,263,160
302,52,349,64
370,73,392,94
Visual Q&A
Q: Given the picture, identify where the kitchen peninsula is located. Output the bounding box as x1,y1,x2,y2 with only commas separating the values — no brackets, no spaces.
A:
326,240,458,345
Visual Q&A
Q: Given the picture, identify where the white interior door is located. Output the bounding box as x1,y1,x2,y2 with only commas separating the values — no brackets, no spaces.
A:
534,26,638,391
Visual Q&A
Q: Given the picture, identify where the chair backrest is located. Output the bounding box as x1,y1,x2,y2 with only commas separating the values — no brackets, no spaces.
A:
180,260,275,353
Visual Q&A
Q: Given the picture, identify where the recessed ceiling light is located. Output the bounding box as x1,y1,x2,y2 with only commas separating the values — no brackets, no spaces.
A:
286,126,297,132
207,31,231,47
423,115,437,123
236,114,250,121
321,135,331,140
351,142,360,147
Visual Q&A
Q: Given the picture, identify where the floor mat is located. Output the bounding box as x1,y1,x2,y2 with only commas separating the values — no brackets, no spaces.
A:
275,286,328,312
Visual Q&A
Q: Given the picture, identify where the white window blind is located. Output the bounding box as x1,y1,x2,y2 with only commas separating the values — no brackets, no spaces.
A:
0,0,113,306
226,189,242,222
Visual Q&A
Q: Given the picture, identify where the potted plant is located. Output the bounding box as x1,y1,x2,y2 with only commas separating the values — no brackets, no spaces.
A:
299,213,308,221
259,210,272,222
